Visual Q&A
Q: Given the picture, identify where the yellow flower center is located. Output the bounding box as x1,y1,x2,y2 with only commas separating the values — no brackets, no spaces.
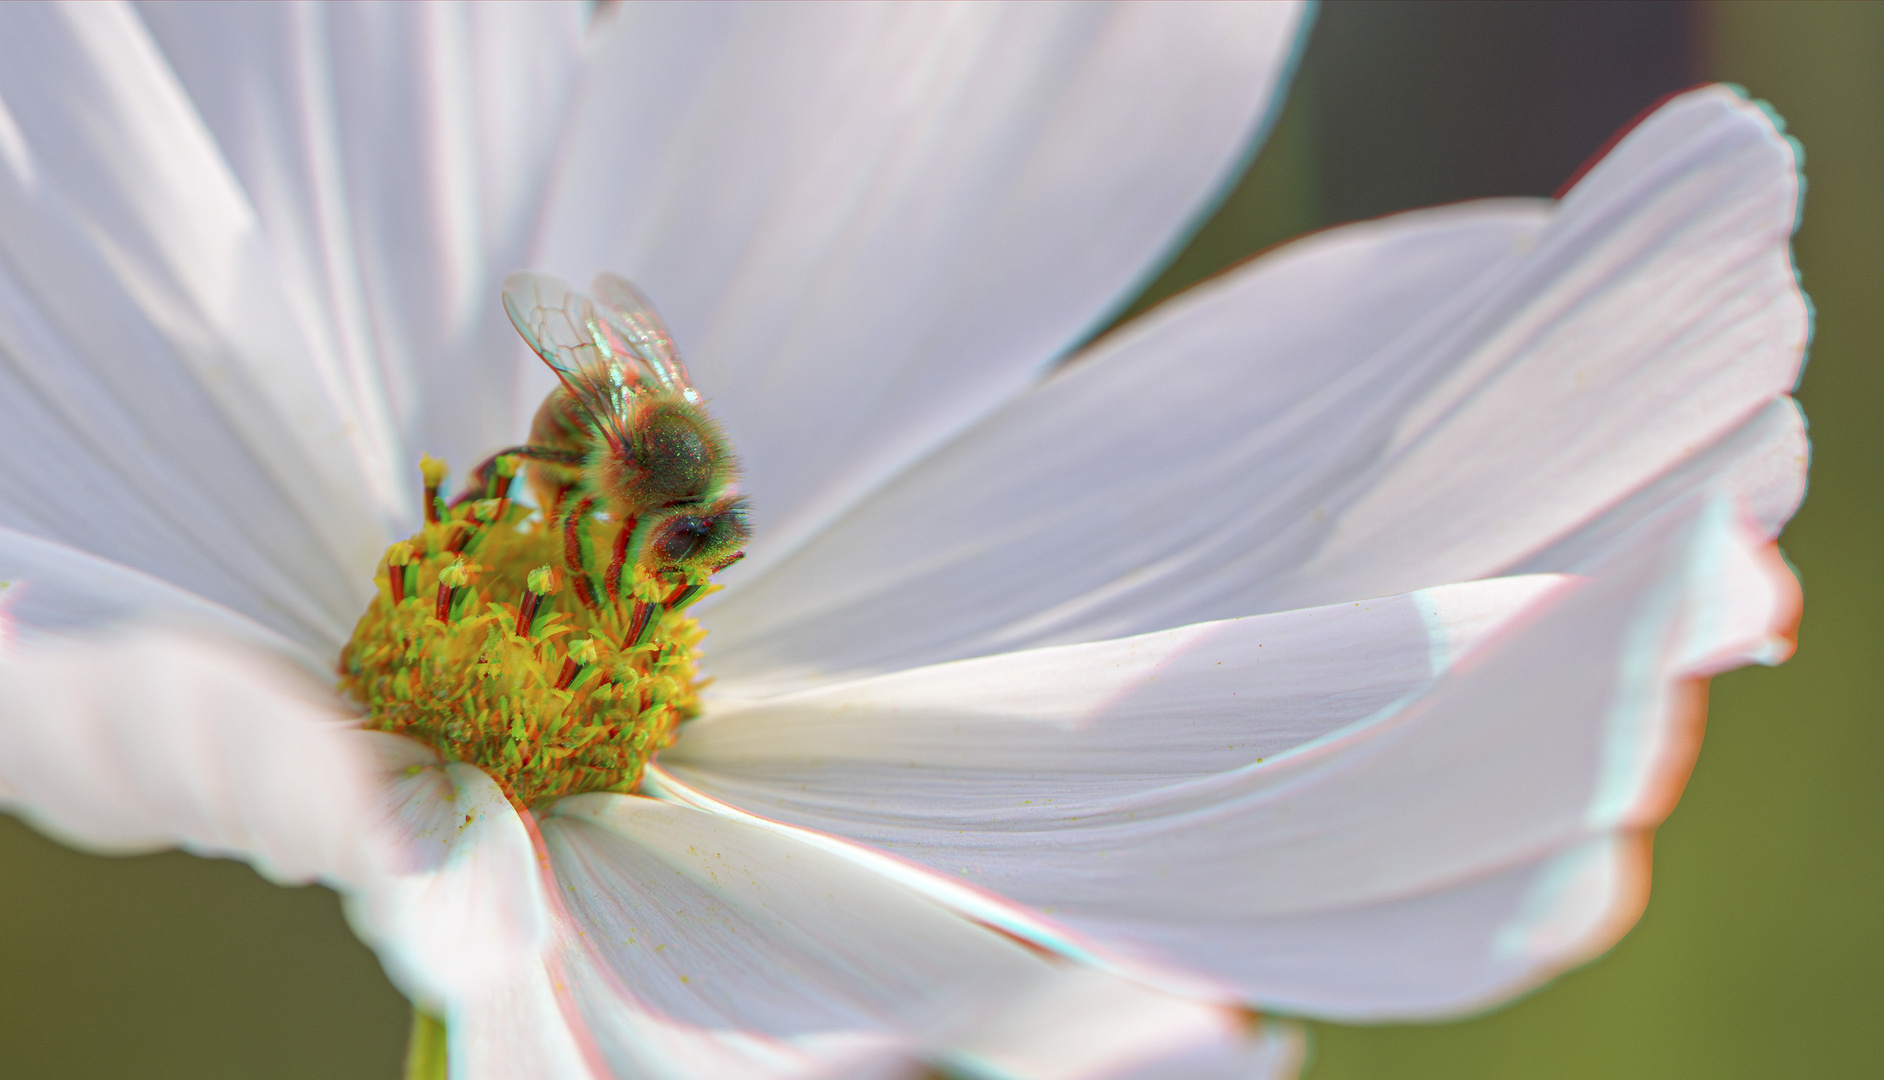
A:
338,454,722,809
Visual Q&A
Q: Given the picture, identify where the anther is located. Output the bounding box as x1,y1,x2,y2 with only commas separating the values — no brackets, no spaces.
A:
420,454,450,525
516,564,559,638
436,558,472,622
386,541,418,605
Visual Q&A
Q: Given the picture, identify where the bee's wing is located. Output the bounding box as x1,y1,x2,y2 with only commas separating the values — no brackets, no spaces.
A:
589,272,699,400
502,271,639,429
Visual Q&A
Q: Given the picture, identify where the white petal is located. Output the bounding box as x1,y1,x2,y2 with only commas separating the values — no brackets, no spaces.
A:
699,86,1804,688
0,630,577,1048
927,969,1304,1080
539,793,1263,1079
700,197,1551,689
433,876,604,1080
665,495,1798,1016
673,572,1565,782
540,1,1307,581
0,629,380,886
451,950,603,1080
0,3,583,653
1188,831,1653,1019
1105,1017,1304,1080
1503,394,1806,580
345,740,616,1078
346,738,553,1017
0,524,314,666
1290,86,1807,605
132,0,588,470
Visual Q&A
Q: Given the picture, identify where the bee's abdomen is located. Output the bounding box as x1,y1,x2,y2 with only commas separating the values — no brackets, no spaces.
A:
526,388,590,510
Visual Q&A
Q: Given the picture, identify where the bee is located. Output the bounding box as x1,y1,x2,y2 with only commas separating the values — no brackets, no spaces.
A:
474,271,749,577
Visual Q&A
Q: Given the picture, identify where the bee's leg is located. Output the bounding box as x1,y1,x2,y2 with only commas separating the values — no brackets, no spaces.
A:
602,514,639,607
452,445,582,507
609,516,671,653
560,497,603,616
451,446,524,508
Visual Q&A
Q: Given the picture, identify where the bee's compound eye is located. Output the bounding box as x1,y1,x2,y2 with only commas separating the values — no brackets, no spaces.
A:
644,500,750,569
634,405,723,503
652,516,712,564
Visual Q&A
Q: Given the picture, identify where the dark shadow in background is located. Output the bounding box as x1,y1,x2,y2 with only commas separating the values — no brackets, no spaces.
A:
1308,0,1698,219
1131,0,1700,321
0,816,407,1078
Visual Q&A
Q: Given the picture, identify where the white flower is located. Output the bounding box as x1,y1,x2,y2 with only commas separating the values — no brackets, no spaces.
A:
0,3,1806,1080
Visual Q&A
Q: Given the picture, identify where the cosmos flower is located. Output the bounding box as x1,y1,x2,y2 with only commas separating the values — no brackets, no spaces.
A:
0,2,1313,1077
0,4,1807,1080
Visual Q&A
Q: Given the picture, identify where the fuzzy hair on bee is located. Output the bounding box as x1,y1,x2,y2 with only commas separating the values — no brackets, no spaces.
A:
461,271,750,577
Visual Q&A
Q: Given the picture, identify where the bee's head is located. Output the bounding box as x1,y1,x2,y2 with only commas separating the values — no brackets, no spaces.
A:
639,498,750,571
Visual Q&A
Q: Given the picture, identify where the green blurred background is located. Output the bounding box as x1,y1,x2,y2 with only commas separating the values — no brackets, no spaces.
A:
2,2,1878,1076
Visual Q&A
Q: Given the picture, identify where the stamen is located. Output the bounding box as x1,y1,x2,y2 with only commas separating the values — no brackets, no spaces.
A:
516,564,559,638
420,455,449,525
556,637,599,691
435,558,471,622
625,599,659,649
386,540,417,605
488,453,520,502
342,455,725,810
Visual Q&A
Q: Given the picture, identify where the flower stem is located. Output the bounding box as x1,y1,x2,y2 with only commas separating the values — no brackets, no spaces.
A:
403,1008,447,1080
